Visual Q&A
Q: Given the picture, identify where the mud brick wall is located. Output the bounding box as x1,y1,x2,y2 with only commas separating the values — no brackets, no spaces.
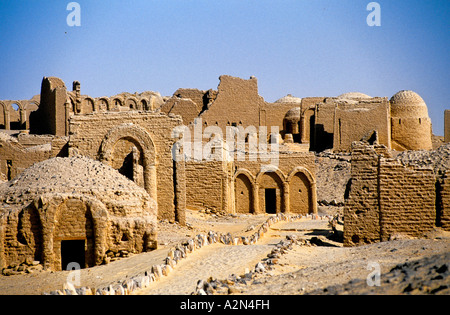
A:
68,112,183,222
261,102,295,134
343,145,382,246
333,98,391,152
378,160,436,241
185,160,232,212
344,143,438,246
0,135,54,180
160,98,201,125
313,101,336,151
199,75,264,130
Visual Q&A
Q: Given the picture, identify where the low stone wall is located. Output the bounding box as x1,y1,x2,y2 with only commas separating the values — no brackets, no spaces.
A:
44,213,327,295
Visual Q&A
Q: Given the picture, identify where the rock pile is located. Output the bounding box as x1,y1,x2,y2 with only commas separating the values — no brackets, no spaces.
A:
2,260,43,276
396,143,450,176
0,155,152,209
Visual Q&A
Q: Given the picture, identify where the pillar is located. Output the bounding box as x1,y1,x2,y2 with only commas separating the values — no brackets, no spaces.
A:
283,181,290,213
311,182,318,214
253,183,260,214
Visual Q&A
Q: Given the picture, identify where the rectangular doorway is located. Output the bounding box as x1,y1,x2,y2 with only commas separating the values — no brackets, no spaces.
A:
61,240,85,271
265,189,277,214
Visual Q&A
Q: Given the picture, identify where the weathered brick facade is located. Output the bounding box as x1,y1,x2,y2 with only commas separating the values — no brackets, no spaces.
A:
344,143,444,247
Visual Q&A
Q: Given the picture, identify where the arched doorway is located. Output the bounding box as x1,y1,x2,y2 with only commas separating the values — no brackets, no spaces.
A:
35,194,109,271
287,167,317,214
53,198,95,270
110,139,144,187
235,173,253,214
99,124,157,201
289,172,312,214
257,171,284,214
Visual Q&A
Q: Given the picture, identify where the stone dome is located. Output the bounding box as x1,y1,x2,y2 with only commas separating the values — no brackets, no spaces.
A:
284,107,301,123
338,92,372,100
390,90,429,118
275,94,302,104
0,156,153,211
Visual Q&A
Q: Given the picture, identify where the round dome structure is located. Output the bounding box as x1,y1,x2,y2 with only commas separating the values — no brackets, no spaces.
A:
0,156,158,271
275,94,302,104
338,92,372,100
389,90,432,151
284,107,301,123
0,155,153,209
283,107,301,136
390,90,429,118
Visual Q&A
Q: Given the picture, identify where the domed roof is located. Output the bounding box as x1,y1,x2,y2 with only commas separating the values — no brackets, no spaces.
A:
338,92,372,100
0,156,151,209
284,107,301,122
390,90,426,107
275,94,302,104
390,90,428,118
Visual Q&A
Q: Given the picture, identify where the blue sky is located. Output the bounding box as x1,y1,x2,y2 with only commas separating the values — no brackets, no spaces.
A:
0,0,449,134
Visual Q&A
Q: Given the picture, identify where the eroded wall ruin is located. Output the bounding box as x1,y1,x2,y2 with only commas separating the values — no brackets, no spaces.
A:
344,143,445,247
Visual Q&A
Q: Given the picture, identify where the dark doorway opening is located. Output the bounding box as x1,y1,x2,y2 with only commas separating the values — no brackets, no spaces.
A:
118,151,134,181
265,189,277,214
6,160,12,180
61,240,85,270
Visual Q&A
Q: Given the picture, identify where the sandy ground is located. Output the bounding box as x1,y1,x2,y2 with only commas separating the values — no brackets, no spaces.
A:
234,229,450,295
0,209,449,295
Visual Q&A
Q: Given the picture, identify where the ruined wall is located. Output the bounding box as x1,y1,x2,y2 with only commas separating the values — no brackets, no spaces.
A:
378,159,436,241
199,76,264,130
68,112,184,222
333,98,391,152
160,98,201,125
313,99,336,152
300,97,325,146
343,145,384,246
344,143,438,246
260,102,295,137
172,88,218,113
445,110,450,143
0,99,39,130
313,97,391,152
0,132,69,181
30,77,68,136
74,91,164,115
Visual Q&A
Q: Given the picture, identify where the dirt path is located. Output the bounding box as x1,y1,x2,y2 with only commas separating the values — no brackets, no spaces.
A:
134,218,331,295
